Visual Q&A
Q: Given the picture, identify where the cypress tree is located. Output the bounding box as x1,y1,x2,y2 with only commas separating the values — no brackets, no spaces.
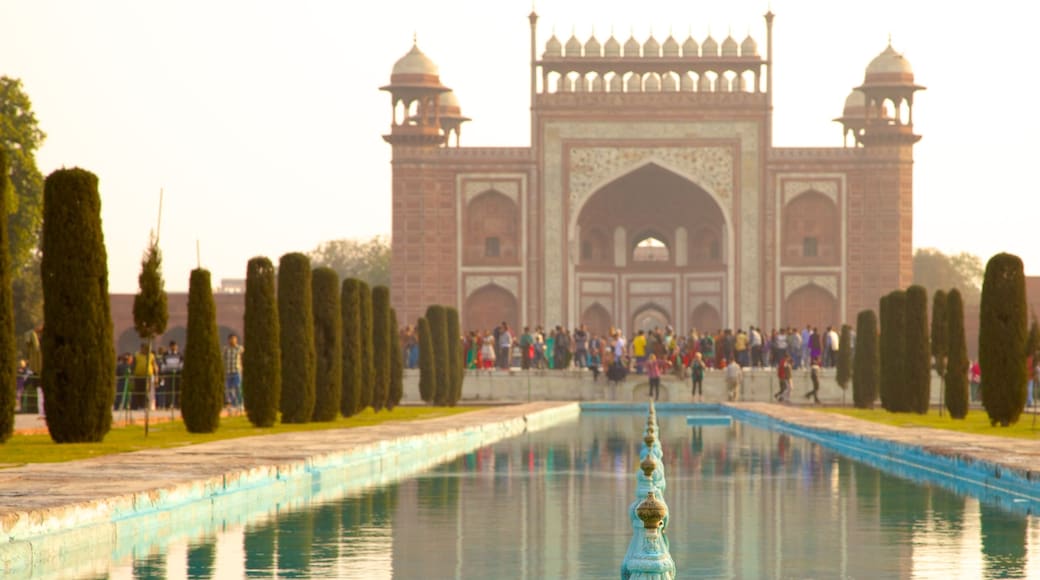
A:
1027,316,1040,362
426,305,449,405
417,316,435,403
878,294,891,410
853,310,879,409
931,290,948,379
881,290,908,412
243,257,281,427
979,253,1028,426
370,285,391,412
358,281,374,410
945,288,970,419
181,268,225,433
40,168,115,442
389,307,404,409
278,253,316,423
446,306,463,406
0,151,15,443
133,234,169,344
836,323,852,395
312,267,342,421
905,285,931,414
340,278,363,417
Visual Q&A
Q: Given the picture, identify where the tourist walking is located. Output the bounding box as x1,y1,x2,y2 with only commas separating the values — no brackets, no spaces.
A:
775,354,793,402
725,359,743,402
690,352,705,402
223,333,244,411
805,357,821,404
647,354,662,401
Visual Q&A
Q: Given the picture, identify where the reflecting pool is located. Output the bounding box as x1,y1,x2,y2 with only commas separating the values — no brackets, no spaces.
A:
39,412,1040,578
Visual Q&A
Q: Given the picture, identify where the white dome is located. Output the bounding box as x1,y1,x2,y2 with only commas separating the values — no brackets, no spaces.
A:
662,36,680,57
721,35,738,57
544,35,562,58
843,89,866,114
391,44,439,77
624,35,641,57
740,35,758,57
585,35,602,57
702,35,718,57
643,35,661,57
604,36,621,57
865,43,914,80
682,36,699,57
565,34,582,57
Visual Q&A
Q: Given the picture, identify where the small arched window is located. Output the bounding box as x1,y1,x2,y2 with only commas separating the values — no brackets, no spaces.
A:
633,236,670,263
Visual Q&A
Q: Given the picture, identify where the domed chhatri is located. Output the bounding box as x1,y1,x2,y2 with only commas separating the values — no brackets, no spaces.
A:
721,35,739,57
843,89,866,115
544,34,563,58
643,34,661,58
863,42,915,84
682,35,699,57
584,35,602,58
390,42,440,79
636,491,668,529
604,35,621,57
741,34,758,57
565,34,583,57
662,35,680,57
624,35,641,57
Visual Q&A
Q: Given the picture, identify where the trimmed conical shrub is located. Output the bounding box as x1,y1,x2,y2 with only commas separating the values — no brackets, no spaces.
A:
358,281,374,410
836,324,852,394
278,253,316,423
945,288,969,419
417,316,435,403
426,305,449,405
41,168,115,442
311,267,342,421
181,268,225,433
880,290,907,412
853,310,879,409
446,306,462,406
0,151,16,443
389,308,404,409
340,278,363,417
370,285,391,412
133,235,169,345
244,257,281,427
931,290,948,379
905,285,931,414
980,253,1028,426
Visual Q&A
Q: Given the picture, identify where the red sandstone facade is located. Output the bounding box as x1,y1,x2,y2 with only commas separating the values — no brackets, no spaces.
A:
384,12,922,337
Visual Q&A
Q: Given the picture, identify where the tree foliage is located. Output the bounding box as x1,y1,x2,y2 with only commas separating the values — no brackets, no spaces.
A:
40,168,115,442
311,267,342,422
931,290,948,377
181,268,225,433
426,305,449,405
417,316,435,403
836,324,852,391
0,151,16,443
446,306,463,405
905,285,931,414
389,307,404,410
132,234,168,341
308,236,390,288
944,288,970,419
979,253,1028,426
853,310,879,409
913,248,983,305
370,285,391,412
278,253,316,423
880,290,908,412
1027,316,1040,361
0,77,46,335
339,278,363,417
357,281,374,410
243,257,281,427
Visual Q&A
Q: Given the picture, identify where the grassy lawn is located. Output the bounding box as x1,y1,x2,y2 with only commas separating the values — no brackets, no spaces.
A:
820,406,1040,439
1,406,478,465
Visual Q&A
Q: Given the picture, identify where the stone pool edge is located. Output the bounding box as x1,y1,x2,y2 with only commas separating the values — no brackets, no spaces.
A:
1,401,580,575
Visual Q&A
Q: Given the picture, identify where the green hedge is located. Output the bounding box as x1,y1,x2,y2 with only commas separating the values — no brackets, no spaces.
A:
311,267,342,421
417,316,435,403
836,324,852,393
931,290,948,378
181,268,225,433
0,151,15,443
278,253,316,423
426,305,449,405
905,285,931,414
40,168,115,443
944,288,969,419
243,257,281,427
980,253,1028,426
339,278,363,417
389,308,404,409
370,285,391,412
853,310,879,409
357,281,374,410
880,290,907,412
446,306,462,406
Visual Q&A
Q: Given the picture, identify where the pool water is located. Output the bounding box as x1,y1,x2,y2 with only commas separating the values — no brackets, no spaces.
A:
44,412,1040,578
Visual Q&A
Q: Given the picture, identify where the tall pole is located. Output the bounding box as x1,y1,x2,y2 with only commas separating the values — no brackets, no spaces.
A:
529,9,538,148
764,10,775,149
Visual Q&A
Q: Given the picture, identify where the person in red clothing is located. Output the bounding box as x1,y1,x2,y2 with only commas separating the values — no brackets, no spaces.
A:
647,354,662,401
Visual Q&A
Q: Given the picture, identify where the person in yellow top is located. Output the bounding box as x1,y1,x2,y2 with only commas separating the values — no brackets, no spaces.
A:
734,329,749,367
632,330,647,374
132,342,158,410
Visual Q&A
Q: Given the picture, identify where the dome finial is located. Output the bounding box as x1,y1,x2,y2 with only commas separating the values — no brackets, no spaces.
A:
413,31,417,46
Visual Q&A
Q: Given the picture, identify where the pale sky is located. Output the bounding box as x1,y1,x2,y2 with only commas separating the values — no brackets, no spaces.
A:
2,0,1037,293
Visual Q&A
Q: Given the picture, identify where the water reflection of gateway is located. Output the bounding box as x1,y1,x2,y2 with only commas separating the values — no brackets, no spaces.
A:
384,10,922,334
